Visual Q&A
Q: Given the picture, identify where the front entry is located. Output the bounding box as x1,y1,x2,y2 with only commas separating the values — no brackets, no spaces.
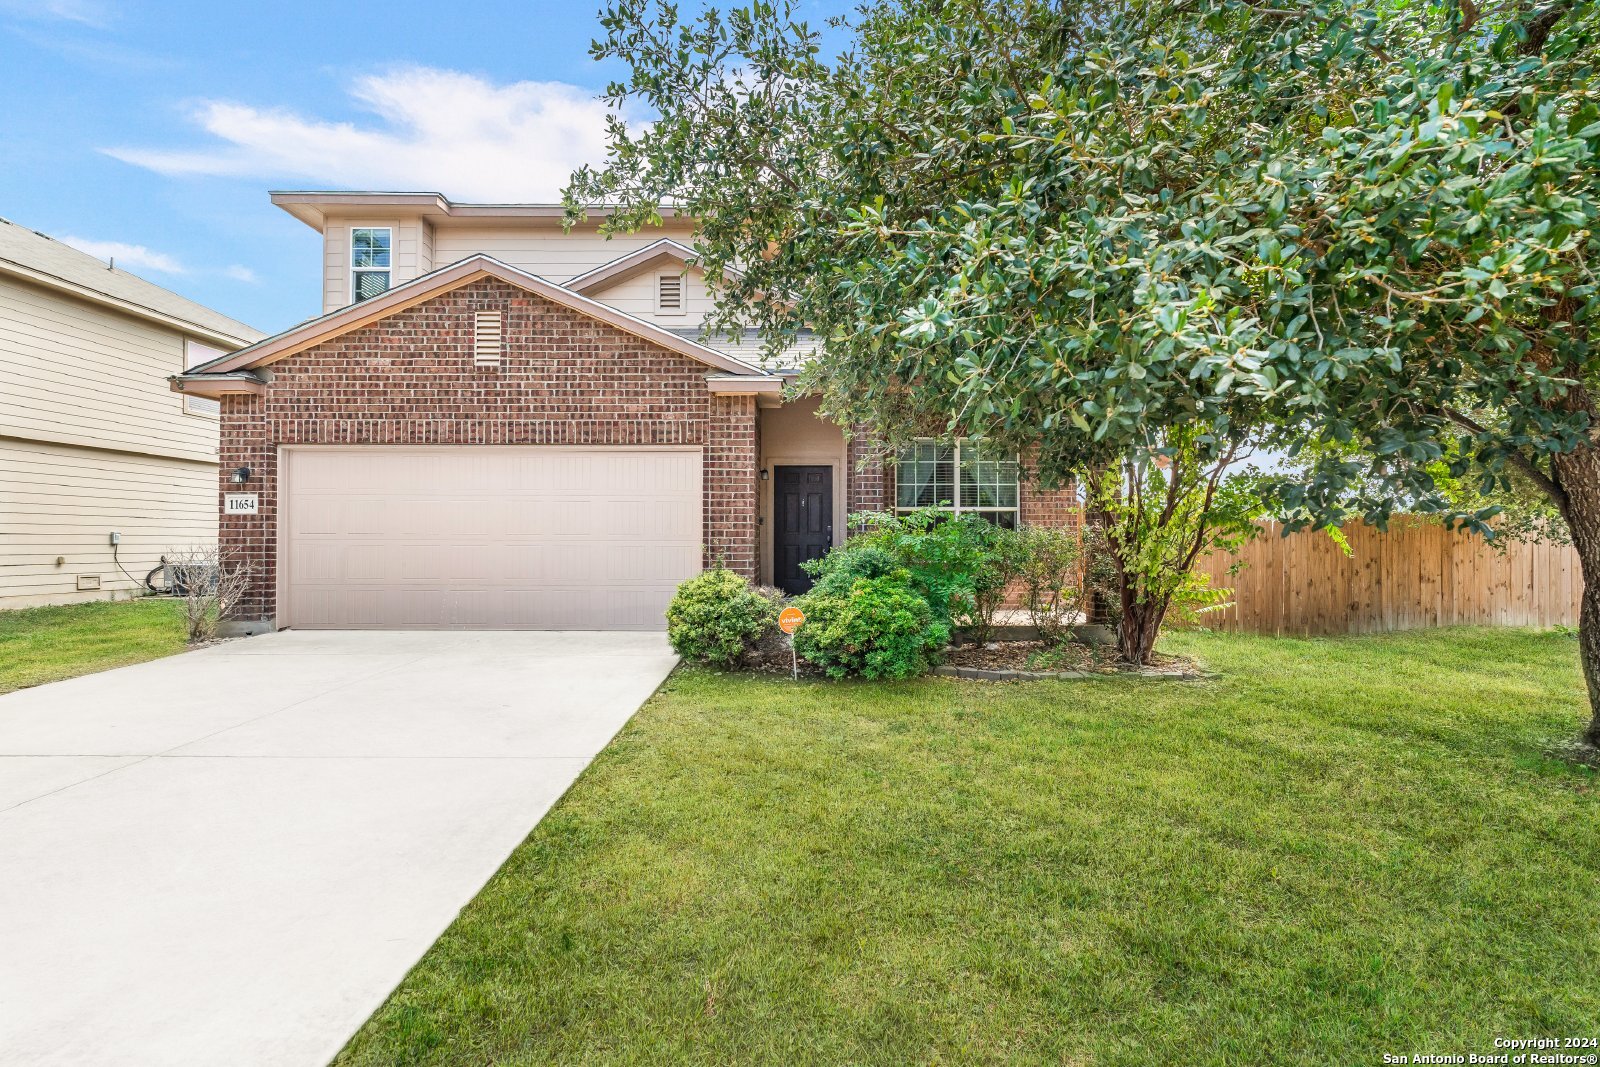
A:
773,465,834,595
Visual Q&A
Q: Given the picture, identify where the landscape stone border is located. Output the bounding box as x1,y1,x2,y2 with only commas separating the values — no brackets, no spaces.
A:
933,665,1215,682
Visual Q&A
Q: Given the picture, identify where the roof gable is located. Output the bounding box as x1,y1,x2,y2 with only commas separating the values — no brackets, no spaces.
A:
0,217,262,347
191,255,769,378
564,238,725,295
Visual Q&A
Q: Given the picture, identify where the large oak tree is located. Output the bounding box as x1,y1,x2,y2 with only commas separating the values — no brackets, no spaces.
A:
569,0,1600,744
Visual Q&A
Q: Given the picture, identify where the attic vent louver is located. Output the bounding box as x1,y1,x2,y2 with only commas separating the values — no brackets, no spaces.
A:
474,310,503,368
657,273,684,314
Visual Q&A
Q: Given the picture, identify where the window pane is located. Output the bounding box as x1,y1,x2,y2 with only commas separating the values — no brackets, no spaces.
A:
352,228,391,269
972,510,1018,530
354,270,390,301
958,441,1019,509
896,441,954,509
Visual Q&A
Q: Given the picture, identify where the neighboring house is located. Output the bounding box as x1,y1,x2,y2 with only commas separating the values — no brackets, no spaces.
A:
173,191,1079,631
0,217,263,608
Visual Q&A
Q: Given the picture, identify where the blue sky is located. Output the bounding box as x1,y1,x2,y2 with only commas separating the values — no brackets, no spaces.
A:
0,0,843,334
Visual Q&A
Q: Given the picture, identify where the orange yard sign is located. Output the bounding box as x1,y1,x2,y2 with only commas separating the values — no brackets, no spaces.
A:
778,606,806,635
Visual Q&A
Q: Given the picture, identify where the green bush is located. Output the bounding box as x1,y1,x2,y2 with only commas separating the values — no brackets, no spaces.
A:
793,569,950,680
1016,526,1084,641
805,508,1010,626
665,568,781,668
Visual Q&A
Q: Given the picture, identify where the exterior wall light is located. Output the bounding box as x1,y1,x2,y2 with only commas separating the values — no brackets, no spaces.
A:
231,466,252,484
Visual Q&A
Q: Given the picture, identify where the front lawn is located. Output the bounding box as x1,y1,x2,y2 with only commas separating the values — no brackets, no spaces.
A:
337,629,1600,1066
0,599,188,695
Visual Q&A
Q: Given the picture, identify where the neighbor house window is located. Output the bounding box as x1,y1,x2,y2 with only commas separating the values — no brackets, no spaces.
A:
182,339,221,416
351,227,392,301
895,439,1020,528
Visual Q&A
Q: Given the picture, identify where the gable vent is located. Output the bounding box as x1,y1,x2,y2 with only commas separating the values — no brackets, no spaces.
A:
474,310,503,368
656,273,685,314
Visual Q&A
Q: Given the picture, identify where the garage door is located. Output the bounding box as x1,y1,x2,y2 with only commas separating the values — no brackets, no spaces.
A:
280,447,702,630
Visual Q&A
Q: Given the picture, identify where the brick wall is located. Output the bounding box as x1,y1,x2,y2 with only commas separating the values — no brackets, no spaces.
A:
219,277,758,621
845,426,889,530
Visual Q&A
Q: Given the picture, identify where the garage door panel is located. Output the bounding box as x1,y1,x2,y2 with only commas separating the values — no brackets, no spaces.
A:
283,448,702,630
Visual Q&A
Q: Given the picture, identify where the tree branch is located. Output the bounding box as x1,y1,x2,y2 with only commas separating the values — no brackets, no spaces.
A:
1443,407,1569,511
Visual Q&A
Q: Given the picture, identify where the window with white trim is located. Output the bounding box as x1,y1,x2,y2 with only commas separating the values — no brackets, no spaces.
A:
351,227,392,301
895,439,1020,528
182,339,222,416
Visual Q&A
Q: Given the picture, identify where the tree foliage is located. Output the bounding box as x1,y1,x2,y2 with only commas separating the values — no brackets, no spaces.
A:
570,0,1600,732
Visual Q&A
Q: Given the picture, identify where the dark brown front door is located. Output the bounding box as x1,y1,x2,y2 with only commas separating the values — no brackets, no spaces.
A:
773,465,833,595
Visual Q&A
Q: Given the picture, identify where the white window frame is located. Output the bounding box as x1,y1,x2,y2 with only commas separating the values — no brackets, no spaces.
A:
181,339,222,418
350,226,392,302
894,437,1020,525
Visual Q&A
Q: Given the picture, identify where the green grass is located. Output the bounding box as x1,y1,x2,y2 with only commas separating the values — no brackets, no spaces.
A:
337,629,1600,1066
0,598,189,695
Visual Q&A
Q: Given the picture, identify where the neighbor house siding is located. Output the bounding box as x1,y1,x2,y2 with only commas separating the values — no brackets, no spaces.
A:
221,276,759,622
0,273,226,607
0,438,216,606
0,276,217,464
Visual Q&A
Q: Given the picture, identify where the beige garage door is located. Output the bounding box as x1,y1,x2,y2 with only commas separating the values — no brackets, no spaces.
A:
280,447,702,630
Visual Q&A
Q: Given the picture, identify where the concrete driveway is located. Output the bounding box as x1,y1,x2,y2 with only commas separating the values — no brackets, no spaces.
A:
0,630,677,1067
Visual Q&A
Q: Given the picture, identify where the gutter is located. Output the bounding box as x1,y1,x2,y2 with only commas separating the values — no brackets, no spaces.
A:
168,370,269,399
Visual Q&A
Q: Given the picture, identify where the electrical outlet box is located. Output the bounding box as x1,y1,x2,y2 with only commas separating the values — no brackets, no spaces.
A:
108,531,121,546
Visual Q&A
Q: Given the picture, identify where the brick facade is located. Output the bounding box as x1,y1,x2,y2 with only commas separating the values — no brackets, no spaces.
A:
844,425,889,529
219,277,758,621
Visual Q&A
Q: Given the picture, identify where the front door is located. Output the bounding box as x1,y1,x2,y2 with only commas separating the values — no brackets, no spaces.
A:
773,465,833,595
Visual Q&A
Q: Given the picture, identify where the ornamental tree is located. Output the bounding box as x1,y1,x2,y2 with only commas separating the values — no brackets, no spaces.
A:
568,0,1600,745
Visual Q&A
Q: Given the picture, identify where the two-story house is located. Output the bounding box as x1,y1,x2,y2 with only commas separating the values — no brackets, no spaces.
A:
173,191,1079,631
1,217,263,608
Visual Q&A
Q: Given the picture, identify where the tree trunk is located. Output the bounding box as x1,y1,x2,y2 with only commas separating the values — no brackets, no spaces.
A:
1117,580,1167,666
1552,444,1600,748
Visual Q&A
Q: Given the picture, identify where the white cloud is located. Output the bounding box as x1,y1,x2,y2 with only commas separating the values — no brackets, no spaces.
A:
57,235,186,275
0,0,115,27
222,264,258,283
105,66,624,202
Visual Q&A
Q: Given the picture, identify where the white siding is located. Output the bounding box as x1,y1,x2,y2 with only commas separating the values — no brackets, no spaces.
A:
319,215,709,315
0,276,219,464
586,268,720,321
322,218,432,313
419,218,436,277
430,221,700,284
0,438,217,607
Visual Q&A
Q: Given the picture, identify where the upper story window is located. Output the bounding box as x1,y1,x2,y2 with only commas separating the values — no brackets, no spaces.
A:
895,438,1020,528
351,227,392,301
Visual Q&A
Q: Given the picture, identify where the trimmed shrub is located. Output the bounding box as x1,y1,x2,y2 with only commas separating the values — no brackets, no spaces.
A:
793,569,950,680
965,525,1025,642
1016,526,1084,641
806,508,1012,627
666,568,781,668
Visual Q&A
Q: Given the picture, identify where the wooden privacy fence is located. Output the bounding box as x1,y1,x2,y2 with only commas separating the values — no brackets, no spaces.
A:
1192,519,1582,636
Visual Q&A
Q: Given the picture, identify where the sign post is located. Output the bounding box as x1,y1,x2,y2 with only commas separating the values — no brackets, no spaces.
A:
777,606,806,681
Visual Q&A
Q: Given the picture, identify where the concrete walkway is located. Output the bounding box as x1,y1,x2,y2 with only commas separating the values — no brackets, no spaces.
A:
0,630,677,1067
